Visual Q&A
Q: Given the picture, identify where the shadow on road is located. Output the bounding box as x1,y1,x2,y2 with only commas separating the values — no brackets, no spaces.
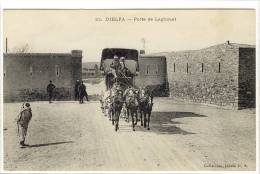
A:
24,141,74,148
145,111,207,135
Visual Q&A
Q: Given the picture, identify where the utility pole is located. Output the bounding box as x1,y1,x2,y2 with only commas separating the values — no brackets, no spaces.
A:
6,37,8,53
140,38,146,54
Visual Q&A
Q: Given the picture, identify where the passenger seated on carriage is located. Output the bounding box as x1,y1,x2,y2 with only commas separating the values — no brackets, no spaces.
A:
119,56,126,72
119,56,133,78
110,55,121,78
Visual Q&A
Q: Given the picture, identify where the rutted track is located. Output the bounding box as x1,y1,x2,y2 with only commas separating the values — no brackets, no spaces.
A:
3,100,255,171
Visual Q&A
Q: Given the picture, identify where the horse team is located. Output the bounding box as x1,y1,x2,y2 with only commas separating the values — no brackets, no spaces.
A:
100,84,153,131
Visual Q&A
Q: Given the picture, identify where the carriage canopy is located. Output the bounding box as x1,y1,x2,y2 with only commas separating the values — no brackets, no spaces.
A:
101,48,138,62
100,48,139,74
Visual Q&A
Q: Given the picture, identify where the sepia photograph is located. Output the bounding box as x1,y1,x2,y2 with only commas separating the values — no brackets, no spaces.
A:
1,8,257,172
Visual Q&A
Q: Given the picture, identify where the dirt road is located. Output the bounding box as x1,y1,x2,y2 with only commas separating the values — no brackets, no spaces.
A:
3,99,255,171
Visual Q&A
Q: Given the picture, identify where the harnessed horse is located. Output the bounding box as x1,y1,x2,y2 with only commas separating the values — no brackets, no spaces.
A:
100,90,113,120
138,88,153,130
110,84,124,131
124,88,139,131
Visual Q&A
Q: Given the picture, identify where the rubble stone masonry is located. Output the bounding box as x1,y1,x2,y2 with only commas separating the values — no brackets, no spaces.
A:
165,43,255,109
3,50,82,102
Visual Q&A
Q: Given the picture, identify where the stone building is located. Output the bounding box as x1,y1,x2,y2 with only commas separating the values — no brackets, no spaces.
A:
135,55,169,96
3,50,82,102
82,62,101,79
163,42,255,109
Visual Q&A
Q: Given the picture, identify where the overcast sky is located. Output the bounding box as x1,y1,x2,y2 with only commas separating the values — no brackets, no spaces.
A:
4,10,255,62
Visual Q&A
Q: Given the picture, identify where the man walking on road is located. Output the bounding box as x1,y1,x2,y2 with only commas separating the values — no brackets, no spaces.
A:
17,102,32,147
78,81,88,104
47,80,56,103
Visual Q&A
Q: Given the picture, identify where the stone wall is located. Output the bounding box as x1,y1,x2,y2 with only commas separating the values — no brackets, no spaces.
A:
133,43,255,109
3,50,82,102
164,43,255,109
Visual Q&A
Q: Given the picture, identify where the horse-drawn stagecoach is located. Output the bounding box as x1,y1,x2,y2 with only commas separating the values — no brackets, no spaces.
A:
100,48,139,90
100,48,153,131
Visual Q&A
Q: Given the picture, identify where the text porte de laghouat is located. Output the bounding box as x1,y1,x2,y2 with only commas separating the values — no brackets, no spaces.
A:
95,16,177,22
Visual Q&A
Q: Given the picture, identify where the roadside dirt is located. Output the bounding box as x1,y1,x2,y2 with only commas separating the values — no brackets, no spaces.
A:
3,99,256,171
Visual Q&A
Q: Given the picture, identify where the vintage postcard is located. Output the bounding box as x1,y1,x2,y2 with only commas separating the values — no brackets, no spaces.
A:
1,8,257,173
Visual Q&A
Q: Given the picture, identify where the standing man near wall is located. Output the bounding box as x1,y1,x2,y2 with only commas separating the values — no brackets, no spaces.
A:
74,80,80,101
17,103,32,147
78,81,88,104
47,80,56,103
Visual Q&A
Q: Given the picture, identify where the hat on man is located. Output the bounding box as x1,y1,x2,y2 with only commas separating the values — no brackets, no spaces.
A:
113,55,119,59
120,56,125,60
25,103,30,107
